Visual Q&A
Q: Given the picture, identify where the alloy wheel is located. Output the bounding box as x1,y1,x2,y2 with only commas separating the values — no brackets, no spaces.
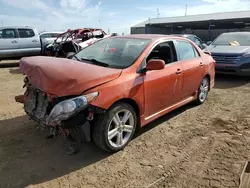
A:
199,78,209,103
107,109,135,148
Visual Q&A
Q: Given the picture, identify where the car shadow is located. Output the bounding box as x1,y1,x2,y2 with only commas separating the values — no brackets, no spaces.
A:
0,60,19,68
0,115,110,188
9,68,22,74
214,74,250,89
136,102,196,137
0,102,196,188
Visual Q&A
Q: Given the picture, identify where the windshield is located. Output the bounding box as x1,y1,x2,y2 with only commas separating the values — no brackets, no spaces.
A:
73,37,151,69
212,33,250,46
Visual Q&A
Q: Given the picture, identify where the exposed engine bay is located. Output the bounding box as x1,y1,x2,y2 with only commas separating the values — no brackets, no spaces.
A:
16,76,106,154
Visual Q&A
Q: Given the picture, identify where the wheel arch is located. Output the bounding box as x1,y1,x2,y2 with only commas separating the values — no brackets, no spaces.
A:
204,74,211,90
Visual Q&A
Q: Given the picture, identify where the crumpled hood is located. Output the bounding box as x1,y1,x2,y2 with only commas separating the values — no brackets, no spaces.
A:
206,45,250,54
20,56,122,97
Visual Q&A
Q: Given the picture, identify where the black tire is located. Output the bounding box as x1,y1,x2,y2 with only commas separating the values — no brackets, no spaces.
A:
92,102,137,152
196,76,210,105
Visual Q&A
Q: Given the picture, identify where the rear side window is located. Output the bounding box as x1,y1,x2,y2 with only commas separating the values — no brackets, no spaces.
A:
194,37,202,47
18,29,35,38
40,33,51,38
175,41,199,60
0,29,16,39
50,33,60,38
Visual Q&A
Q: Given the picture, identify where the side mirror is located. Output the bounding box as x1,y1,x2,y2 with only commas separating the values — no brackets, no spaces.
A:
206,41,212,46
146,59,165,71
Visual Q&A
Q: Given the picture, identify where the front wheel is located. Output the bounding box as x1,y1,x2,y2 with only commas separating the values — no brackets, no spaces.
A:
92,102,137,152
196,77,209,105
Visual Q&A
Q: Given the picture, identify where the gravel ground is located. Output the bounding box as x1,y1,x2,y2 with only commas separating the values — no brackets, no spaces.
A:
0,67,250,188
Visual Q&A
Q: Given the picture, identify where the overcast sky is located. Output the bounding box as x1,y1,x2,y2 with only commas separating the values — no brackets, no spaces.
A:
0,0,250,34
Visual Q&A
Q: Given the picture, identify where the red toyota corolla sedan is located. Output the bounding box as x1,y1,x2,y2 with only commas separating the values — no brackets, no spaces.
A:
16,34,215,154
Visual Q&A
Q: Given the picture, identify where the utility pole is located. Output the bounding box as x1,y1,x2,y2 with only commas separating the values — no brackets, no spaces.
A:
108,28,110,34
185,5,187,16
157,8,160,18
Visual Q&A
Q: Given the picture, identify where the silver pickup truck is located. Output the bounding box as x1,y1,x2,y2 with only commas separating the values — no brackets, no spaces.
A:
0,26,61,60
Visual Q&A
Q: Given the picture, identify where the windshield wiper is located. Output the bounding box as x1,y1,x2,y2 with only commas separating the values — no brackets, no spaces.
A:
81,58,109,67
72,55,81,62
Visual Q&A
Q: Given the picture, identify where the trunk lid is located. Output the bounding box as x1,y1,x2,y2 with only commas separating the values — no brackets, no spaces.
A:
20,56,122,97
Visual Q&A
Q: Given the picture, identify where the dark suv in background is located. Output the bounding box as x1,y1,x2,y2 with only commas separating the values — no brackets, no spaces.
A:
173,34,207,50
205,32,250,76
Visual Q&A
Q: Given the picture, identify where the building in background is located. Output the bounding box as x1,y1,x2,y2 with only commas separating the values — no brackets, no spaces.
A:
131,10,250,42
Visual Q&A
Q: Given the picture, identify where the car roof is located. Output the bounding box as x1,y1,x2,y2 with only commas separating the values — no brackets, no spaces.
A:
173,34,196,37
40,31,62,35
220,32,250,35
115,34,188,41
0,26,35,30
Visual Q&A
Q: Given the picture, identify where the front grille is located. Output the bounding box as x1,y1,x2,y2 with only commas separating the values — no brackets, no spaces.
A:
24,88,50,124
212,54,241,64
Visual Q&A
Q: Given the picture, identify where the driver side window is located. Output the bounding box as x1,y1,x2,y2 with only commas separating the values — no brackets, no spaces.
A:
0,29,17,39
146,41,177,64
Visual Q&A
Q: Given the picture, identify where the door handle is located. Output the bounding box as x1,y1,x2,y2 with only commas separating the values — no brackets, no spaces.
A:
199,62,204,66
176,69,182,75
32,40,37,42
11,40,17,43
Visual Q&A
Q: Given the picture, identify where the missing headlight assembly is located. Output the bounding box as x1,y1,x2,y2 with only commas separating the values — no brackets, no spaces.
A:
16,79,105,155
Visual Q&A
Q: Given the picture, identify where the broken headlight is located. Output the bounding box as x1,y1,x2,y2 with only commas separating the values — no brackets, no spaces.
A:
46,92,98,123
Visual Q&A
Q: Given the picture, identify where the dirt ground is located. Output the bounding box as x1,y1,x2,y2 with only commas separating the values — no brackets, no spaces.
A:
1,67,250,188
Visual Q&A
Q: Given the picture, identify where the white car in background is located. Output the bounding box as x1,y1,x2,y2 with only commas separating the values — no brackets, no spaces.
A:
40,31,63,53
0,26,42,60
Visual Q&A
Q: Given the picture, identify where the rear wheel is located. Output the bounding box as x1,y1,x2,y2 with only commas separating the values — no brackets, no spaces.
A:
92,103,137,152
196,77,209,105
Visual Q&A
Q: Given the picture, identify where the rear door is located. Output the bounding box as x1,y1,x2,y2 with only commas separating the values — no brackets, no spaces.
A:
0,28,20,59
17,28,41,56
174,40,204,100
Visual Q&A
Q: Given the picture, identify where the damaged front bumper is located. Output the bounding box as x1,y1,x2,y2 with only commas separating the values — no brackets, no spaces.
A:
15,87,105,145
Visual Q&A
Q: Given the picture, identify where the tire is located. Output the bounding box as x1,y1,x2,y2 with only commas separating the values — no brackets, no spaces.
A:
92,102,137,152
196,76,210,105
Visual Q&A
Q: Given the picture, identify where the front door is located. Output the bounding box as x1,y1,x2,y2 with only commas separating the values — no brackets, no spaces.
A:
143,41,183,118
17,28,41,56
174,40,204,100
0,28,20,59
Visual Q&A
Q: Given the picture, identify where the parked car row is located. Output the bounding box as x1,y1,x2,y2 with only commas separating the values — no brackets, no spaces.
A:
0,26,110,60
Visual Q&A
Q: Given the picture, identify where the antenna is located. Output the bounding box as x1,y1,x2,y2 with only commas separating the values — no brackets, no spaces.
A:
157,8,160,18
185,5,187,16
1,20,3,27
